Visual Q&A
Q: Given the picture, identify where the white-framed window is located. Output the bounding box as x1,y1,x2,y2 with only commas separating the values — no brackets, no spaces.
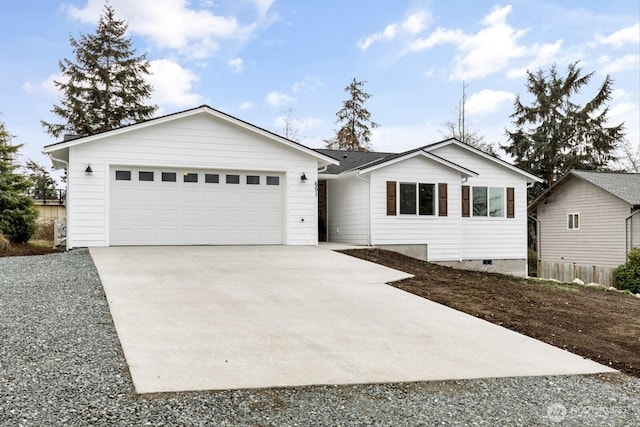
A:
473,186,504,217
568,213,580,230
399,182,435,216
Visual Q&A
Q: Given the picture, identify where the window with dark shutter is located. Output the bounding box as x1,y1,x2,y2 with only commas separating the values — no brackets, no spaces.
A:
386,181,396,216
507,187,515,218
462,185,470,217
438,183,448,216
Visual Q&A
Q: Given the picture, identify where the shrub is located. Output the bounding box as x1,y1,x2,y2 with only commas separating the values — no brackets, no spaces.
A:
0,206,38,244
616,248,640,294
33,221,55,241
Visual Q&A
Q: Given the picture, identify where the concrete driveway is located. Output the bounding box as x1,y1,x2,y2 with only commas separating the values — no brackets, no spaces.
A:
90,246,614,393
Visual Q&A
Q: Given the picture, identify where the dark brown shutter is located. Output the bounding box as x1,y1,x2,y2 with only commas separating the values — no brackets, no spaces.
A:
507,187,515,218
386,181,396,216
438,183,448,216
461,185,470,217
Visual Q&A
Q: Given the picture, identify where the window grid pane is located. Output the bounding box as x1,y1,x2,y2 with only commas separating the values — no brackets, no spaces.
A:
162,172,176,182
399,183,417,215
418,183,435,215
183,173,198,183
139,171,154,182
205,174,219,183
266,176,280,186
115,170,131,181
473,187,488,216
246,175,260,185
489,187,504,217
226,174,240,184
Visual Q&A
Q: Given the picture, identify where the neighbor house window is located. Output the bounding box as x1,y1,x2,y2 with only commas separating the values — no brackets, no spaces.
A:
568,213,580,230
139,171,154,182
226,174,240,184
399,182,435,216
246,175,260,185
266,176,280,186
473,186,504,217
115,170,131,181
183,173,198,183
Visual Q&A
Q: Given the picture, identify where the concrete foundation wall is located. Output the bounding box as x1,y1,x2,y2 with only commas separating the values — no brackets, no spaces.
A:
377,244,428,261
433,259,527,278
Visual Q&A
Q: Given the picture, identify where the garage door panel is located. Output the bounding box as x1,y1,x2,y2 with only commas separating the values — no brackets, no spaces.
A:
110,168,284,245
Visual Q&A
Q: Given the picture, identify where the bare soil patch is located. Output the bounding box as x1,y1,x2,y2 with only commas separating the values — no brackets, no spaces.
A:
341,249,640,378
0,242,62,257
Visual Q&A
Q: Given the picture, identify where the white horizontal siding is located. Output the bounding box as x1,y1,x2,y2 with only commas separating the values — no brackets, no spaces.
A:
67,113,319,247
369,156,462,261
537,177,630,267
327,177,369,245
430,144,529,260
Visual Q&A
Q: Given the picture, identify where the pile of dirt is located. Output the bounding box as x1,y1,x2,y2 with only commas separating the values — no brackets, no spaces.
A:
0,242,62,257
341,249,640,378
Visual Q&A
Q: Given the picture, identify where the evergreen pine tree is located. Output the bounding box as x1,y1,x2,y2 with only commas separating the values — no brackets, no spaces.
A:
326,78,379,151
42,4,157,138
503,62,625,199
0,121,38,243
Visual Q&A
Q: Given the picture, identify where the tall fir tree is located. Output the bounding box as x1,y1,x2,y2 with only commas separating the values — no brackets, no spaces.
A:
326,78,379,151
42,4,157,138
0,121,38,243
503,62,625,199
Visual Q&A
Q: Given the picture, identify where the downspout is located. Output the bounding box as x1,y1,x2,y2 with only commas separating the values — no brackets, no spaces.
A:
317,164,328,173
47,153,70,251
356,171,372,246
625,208,640,259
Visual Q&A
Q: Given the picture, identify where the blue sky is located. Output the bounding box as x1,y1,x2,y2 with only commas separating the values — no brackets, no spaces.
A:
1,0,638,178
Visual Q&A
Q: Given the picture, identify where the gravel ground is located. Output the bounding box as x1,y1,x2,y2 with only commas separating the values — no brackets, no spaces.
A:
1,250,639,426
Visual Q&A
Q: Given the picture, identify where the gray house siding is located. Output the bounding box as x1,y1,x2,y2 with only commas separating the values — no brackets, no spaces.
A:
535,177,633,285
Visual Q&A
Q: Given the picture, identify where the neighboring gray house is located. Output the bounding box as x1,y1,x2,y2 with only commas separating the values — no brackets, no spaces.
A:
529,170,640,286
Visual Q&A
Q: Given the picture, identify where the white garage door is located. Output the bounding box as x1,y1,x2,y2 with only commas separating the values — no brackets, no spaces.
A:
110,167,284,245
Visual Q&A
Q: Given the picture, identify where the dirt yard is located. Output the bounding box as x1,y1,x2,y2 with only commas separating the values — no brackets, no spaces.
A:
342,249,640,378
0,242,61,257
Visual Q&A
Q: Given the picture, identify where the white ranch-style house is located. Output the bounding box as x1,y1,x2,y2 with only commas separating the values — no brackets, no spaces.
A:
44,105,541,276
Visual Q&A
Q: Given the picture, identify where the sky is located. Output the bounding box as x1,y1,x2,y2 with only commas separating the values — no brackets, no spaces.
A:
1,0,638,181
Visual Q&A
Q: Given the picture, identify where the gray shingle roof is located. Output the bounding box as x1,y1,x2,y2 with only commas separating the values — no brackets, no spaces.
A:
315,149,395,174
572,170,640,206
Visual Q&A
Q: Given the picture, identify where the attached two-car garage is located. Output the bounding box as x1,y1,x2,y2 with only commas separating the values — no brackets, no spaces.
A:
110,167,285,245
43,105,338,249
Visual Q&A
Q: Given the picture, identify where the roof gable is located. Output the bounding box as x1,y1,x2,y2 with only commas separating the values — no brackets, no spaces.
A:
43,105,338,167
531,170,640,210
424,138,543,183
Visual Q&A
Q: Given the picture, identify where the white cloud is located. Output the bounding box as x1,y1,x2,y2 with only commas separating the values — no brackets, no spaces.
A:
227,57,244,73
23,73,66,97
358,11,429,50
597,23,640,48
66,0,262,59
239,101,255,110
266,91,294,107
291,75,322,93
465,90,515,117
506,40,563,79
252,0,275,18
410,5,562,81
601,54,640,74
148,59,202,108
